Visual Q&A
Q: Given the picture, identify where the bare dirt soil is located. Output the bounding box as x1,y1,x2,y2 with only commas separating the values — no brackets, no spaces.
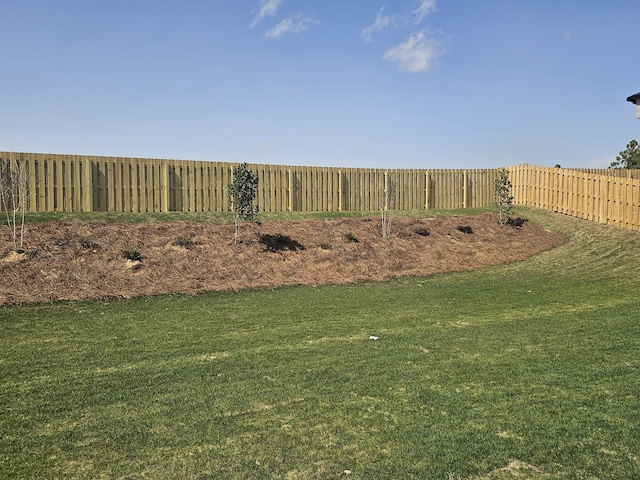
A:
0,213,565,306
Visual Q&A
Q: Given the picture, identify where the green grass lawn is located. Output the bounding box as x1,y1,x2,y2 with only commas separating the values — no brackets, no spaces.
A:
23,206,492,224
1,207,639,479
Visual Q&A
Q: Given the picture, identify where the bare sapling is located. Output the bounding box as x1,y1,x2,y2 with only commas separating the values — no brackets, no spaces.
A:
0,154,28,251
380,173,396,239
228,162,259,245
493,168,513,225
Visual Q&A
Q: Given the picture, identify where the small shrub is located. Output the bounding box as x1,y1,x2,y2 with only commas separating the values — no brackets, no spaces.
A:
174,236,196,249
493,168,514,225
319,243,331,250
229,163,259,244
505,217,528,228
121,247,143,262
344,233,359,243
456,225,473,234
415,227,430,237
260,234,304,252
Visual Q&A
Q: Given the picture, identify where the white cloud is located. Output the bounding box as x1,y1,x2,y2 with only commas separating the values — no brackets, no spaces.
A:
413,0,437,24
265,15,316,38
383,30,443,73
363,0,436,40
362,7,393,43
251,0,283,28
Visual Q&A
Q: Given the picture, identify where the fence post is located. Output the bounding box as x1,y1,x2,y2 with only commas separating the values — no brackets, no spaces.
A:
463,170,468,208
288,168,293,211
425,171,431,209
161,161,169,212
338,169,343,212
26,156,37,212
382,170,388,211
81,157,93,212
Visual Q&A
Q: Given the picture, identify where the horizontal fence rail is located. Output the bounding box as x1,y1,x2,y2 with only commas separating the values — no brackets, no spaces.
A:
0,153,498,213
1,153,639,232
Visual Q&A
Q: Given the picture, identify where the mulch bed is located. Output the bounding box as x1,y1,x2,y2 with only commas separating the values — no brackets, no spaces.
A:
0,213,565,306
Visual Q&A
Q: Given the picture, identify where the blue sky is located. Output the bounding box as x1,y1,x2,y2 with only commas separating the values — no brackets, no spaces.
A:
1,1,638,169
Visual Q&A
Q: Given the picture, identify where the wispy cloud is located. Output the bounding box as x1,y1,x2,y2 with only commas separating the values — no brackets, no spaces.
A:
265,15,317,38
363,0,437,42
412,0,437,24
383,30,444,73
364,1,446,73
251,0,283,28
362,7,393,43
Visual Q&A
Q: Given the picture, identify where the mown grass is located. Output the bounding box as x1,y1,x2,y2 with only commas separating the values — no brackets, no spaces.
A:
1,207,639,479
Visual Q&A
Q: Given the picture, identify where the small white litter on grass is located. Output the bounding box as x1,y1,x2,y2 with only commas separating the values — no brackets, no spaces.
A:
369,336,378,340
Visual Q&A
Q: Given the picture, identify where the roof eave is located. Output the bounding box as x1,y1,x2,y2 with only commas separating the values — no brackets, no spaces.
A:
627,92,640,103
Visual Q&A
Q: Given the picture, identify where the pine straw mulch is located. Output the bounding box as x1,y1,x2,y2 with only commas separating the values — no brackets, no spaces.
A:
0,213,565,306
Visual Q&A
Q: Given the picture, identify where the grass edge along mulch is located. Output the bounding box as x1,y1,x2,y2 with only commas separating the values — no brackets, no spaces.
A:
1,207,639,479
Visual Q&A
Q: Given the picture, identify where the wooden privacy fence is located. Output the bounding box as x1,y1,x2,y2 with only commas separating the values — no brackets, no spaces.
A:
565,168,640,180
0,152,498,213
2,153,639,231
509,165,640,231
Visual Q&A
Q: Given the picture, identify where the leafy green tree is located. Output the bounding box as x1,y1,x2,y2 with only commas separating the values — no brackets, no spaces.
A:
609,139,640,169
228,163,259,244
493,168,513,225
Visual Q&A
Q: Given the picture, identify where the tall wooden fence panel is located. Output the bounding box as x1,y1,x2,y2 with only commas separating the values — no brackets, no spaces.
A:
0,152,92,213
510,165,640,231
0,153,501,214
